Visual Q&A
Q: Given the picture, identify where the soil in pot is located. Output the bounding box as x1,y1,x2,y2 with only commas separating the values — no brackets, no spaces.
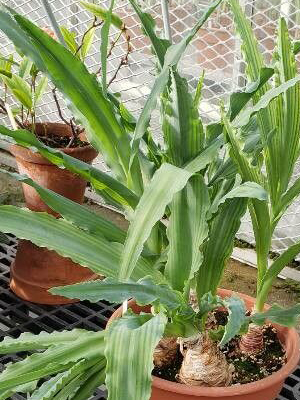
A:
38,133,88,148
152,310,287,385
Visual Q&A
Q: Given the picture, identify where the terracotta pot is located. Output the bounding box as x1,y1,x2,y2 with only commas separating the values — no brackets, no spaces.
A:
108,289,300,400
10,122,99,305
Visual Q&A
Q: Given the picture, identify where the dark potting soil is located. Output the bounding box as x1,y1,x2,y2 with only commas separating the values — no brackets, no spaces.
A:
152,310,286,386
37,132,88,148
223,324,286,384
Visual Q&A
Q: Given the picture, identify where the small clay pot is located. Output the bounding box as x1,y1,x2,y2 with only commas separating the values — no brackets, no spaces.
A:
10,122,99,305
108,289,300,400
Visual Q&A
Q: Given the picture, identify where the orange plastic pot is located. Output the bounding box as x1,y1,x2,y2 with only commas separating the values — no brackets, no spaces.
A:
108,288,300,400
9,122,99,305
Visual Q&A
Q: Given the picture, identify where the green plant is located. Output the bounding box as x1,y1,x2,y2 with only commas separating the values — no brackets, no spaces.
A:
219,0,300,353
0,2,130,145
0,0,299,398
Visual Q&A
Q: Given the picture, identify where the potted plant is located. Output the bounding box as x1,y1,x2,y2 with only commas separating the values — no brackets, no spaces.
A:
0,1,299,399
0,2,130,304
223,0,300,353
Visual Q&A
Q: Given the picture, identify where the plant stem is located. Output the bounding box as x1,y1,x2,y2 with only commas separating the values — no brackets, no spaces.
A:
52,87,70,126
75,17,103,57
107,30,131,87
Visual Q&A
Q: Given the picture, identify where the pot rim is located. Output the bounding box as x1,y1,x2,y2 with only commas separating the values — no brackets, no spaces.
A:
109,288,300,397
9,122,98,164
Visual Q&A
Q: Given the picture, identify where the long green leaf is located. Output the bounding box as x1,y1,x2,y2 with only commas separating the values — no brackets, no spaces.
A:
14,14,133,182
29,360,92,400
119,163,191,280
184,136,224,173
51,361,104,400
252,304,300,327
229,0,279,205
197,198,247,299
41,0,66,46
257,240,300,308
0,206,158,282
223,114,272,286
101,0,115,95
276,18,300,195
162,71,203,166
0,381,37,400
70,365,106,400
274,176,300,224
165,187,192,291
0,126,138,208
127,0,170,68
132,0,222,147
233,75,300,128
211,181,267,214
165,175,211,291
0,330,88,355
187,175,210,281
105,313,166,400
0,169,126,244
229,67,274,121
0,332,105,391
51,276,183,310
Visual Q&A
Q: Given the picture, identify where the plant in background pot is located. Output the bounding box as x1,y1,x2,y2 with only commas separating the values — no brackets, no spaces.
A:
0,1,298,400
0,1,132,304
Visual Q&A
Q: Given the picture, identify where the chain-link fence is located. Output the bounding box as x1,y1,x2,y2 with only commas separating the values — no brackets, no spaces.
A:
0,0,300,257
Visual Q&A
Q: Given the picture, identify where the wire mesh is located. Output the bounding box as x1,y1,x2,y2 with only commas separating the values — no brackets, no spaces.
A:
0,0,300,256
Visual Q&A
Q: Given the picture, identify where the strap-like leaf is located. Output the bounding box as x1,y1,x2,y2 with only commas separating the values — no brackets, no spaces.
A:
219,296,246,347
165,176,210,291
0,329,88,355
162,71,203,166
105,313,166,400
185,136,224,173
276,18,300,195
165,187,192,291
128,0,170,68
132,0,222,146
197,198,247,299
0,169,126,244
252,304,300,327
101,0,115,95
232,75,300,128
211,181,267,214
0,205,159,282
14,14,133,182
0,126,138,208
71,364,106,400
119,163,191,280
51,276,183,310
0,331,105,391
229,67,274,121
29,359,93,400
257,240,300,308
